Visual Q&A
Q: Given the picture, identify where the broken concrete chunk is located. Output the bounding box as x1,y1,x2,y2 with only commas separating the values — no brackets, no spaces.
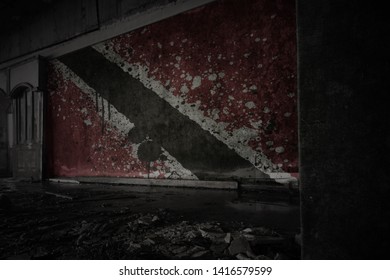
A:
228,237,251,255
135,214,160,226
137,217,151,225
198,228,226,242
210,243,229,254
183,231,197,241
242,228,253,233
172,246,188,255
236,253,251,260
128,242,142,250
242,233,256,241
246,250,258,259
192,250,209,258
141,238,155,246
224,232,232,244
177,245,205,258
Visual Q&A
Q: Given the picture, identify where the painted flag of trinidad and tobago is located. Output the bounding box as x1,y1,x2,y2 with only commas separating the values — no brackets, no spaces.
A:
47,0,298,182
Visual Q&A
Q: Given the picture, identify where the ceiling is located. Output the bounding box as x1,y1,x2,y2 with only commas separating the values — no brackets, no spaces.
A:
0,0,56,36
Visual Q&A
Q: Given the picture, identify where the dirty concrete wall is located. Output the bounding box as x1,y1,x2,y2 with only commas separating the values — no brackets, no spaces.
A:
298,0,390,258
47,0,297,181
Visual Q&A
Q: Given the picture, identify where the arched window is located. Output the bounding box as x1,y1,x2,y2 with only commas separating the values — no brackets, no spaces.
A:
0,89,11,177
11,83,42,145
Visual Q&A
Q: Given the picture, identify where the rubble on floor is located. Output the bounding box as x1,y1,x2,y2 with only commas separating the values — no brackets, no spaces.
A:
0,184,300,260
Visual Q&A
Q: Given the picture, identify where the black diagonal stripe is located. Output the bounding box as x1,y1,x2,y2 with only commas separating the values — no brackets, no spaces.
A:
59,47,266,179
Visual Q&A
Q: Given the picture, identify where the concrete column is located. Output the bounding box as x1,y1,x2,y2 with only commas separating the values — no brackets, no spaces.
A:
298,0,390,259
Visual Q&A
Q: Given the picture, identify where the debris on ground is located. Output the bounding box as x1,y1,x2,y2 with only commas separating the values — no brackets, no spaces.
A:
44,192,73,200
0,186,300,260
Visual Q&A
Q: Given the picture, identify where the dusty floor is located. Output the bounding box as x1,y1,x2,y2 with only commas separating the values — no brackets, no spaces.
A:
0,179,301,260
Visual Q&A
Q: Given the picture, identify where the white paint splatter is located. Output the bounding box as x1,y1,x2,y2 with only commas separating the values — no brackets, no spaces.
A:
84,119,92,126
287,92,295,97
223,107,229,114
180,85,189,94
275,146,285,154
249,85,257,91
191,76,202,89
185,74,193,81
266,141,274,146
208,73,218,81
250,120,263,129
245,101,256,109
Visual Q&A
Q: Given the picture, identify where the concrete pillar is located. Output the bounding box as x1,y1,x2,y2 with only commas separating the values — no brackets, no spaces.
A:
298,0,390,259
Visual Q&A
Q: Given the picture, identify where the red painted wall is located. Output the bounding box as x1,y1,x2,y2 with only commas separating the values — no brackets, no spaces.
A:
47,0,297,181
